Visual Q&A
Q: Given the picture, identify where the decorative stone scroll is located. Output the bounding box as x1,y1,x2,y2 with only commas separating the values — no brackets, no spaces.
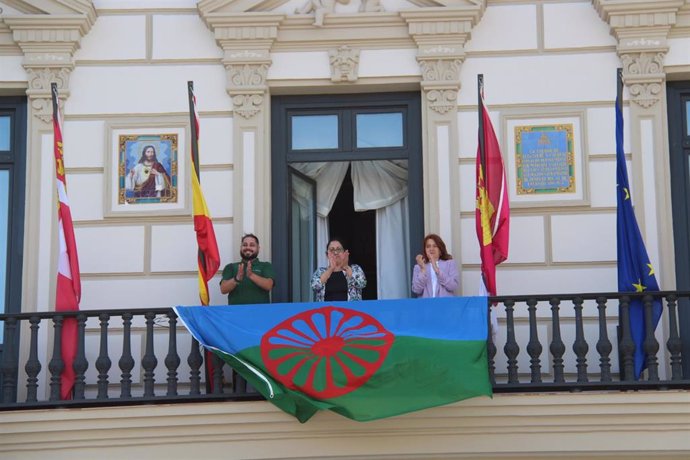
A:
26,67,71,123
417,56,463,115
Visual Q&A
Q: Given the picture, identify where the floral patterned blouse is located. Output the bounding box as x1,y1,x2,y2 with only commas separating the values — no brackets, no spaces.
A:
310,264,367,302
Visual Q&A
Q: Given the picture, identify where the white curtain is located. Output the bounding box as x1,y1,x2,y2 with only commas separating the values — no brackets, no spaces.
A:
292,160,410,299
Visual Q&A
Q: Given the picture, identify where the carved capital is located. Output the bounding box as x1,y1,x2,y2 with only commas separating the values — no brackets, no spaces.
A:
4,14,92,122
620,51,666,108
226,62,269,91
419,58,462,84
329,46,360,83
25,67,72,123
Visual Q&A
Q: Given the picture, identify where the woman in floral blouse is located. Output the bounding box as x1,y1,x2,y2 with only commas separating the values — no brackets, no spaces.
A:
311,238,367,302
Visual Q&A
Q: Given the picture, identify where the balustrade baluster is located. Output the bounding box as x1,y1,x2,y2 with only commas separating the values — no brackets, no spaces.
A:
503,299,519,384
212,353,224,394
665,294,683,380
119,313,134,398
642,295,660,381
549,298,565,383
1,317,18,403
188,338,203,395
487,303,496,386
619,296,635,381
142,311,158,397
96,313,111,399
526,298,542,383
48,315,64,401
25,316,41,402
73,313,89,400
596,297,612,382
165,313,181,396
572,297,588,383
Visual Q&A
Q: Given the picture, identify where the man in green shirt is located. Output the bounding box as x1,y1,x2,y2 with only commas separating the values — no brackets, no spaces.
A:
220,233,275,305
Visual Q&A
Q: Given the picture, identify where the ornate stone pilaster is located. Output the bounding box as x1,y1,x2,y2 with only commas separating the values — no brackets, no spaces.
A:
401,6,483,257
4,15,93,123
417,49,463,114
198,10,283,252
592,0,685,292
593,0,684,108
201,14,282,120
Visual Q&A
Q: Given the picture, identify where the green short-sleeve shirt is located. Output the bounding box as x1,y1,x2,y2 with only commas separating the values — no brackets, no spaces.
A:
221,259,275,305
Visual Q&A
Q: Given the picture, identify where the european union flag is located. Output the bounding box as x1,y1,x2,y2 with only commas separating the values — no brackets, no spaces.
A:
616,89,662,380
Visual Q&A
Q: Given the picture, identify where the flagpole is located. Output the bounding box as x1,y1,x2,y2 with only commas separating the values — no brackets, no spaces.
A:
188,81,201,182
477,74,486,174
616,68,623,113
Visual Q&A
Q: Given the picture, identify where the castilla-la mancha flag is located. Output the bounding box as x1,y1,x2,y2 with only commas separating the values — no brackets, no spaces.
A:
51,83,81,400
475,76,509,296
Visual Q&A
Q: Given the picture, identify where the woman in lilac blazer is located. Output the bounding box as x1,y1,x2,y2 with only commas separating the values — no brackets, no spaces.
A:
411,234,459,298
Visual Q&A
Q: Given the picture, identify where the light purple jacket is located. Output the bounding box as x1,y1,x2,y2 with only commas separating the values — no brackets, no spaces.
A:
411,259,459,298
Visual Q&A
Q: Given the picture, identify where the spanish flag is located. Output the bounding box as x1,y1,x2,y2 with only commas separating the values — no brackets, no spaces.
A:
52,83,81,399
188,82,220,306
475,75,509,296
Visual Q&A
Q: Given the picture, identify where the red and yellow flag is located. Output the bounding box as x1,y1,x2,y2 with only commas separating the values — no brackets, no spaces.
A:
475,82,509,297
188,83,220,306
51,84,81,399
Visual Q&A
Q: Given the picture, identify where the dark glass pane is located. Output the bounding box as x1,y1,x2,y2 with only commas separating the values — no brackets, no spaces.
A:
0,116,10,151
0,170,8,340
686,101,690,136
356,112,403,148
291,115,338,150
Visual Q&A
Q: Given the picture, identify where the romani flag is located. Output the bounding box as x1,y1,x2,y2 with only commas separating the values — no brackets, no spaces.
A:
175,297,492,422
475,75,510,296
187,82,220,306
51,83,81,400
615,69,661,379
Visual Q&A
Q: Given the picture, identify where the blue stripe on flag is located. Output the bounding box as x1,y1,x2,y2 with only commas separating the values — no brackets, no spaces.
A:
175,296,488,355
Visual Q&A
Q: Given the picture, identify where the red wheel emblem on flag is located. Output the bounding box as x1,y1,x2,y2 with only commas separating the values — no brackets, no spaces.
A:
261,306,394,399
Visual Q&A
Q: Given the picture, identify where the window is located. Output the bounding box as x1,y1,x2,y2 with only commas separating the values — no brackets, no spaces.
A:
0,116,10,151
271,93,423,303
356,112,403,148
291,114,339,150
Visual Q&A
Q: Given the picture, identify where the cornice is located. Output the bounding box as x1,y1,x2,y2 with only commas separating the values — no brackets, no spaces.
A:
592,0,685,33
400,6,484,47
0,0,96,24
3,15,93,53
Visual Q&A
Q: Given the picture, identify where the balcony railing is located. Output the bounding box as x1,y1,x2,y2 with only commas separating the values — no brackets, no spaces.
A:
1,291,688,410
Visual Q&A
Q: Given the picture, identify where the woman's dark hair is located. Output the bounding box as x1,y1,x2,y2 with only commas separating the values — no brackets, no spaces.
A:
326,237,346,252
422,233,452,262
138,144,157,164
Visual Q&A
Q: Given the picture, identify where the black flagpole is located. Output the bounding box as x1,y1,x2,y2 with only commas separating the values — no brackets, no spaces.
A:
187,81,201,183
478,74,486,174
616,68,623,112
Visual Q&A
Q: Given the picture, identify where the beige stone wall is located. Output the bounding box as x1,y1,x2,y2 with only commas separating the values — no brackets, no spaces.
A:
1,392,689,459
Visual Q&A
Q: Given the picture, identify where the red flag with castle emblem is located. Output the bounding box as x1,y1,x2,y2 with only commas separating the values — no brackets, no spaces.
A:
52,83,81,399
475,76,509,296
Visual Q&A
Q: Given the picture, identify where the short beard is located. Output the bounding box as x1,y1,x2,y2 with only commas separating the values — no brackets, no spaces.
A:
241,251,257,261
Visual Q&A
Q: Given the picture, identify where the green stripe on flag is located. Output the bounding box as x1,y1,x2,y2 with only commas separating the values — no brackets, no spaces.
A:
213,336,491,423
